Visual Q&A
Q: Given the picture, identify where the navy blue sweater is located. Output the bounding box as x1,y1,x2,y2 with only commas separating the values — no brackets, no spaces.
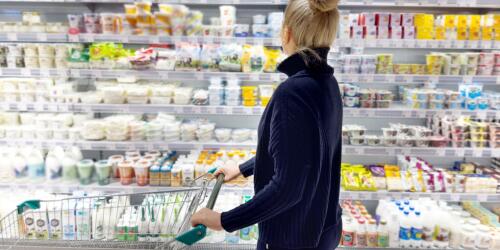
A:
220,48,343,248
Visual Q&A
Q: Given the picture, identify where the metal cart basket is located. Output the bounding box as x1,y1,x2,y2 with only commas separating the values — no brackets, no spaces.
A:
0,171,225,250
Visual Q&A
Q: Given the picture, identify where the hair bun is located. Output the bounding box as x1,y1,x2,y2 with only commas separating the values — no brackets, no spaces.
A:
308,0,339,12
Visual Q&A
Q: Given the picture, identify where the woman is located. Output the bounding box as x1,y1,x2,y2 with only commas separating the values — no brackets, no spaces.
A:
191,0,343,249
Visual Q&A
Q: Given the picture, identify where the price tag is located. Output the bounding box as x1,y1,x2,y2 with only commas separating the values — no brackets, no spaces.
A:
21,68,31,76
468,40,479,49
48,104,58,112
271,74,281,82
204,36,214,44
7,33,17,41
36,33,48,42
59,104,69,112
57,69,68,77
477,194,488,202
385,75,396,83
149,36,160,44
1,102,10,111
40,69,50,77
105,143,116,150
34,104,45,112
17,103,27,111
462,75,473,83
68,34,79,43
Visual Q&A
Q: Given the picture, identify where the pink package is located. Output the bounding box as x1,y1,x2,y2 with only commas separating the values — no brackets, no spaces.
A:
376,13,391,27
477,65,494,76
390,13,402,27
402,13,415,26
360,12,376,26
479,53,495,65
404,26,416,39
365,25,377,39
349,14,359,26
392,26,404,39
495,53,500,64
352,25,364,39
377,26,390,39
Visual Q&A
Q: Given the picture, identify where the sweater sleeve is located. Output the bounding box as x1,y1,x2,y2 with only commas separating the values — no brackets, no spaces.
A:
220,90,312,232
239,157,255,177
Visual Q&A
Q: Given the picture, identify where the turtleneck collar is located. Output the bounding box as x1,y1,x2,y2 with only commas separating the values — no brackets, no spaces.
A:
277,47,333,77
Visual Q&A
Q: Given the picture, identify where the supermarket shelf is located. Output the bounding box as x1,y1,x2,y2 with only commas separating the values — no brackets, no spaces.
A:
0,139,497,157
339,190,500,202
0,0,498,9
1,68,499,85
2,33,498,50
2,102,499,119
336,39,499,50
0,181,497,202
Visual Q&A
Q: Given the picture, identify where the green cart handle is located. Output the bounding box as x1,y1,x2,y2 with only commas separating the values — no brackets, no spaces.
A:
175,172,225,246
17,200,41,214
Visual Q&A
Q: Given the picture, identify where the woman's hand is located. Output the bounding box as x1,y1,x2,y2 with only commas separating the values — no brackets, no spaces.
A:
214,161,241,182
191,208,223,231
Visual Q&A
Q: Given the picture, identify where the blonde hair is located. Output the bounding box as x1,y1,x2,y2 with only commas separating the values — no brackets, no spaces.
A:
283,0,339,57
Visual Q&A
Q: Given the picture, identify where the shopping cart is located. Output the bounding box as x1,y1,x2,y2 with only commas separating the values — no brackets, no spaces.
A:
0,170,225,250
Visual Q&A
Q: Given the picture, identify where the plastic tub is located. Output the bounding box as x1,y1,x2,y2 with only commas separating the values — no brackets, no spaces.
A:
429,136,449,147
134,160,151,186
415,139,430,147
452,140,467,148
376,100,391,108
118,160,134,185
344,97,359,108
365,135,381,146
383,137,398,146
360,100,375,108
408,100,428,109
77,159,94,185
469,140,488,148
470,123,488,133
429,100,445,110
108,155,124,178
95,160,111,185
398,137,415,147
349,136,365,145
376,91,393,101
451,132,467,141
382,128,398,137
359,89,375,100
470,132,488,141
447,100,462,109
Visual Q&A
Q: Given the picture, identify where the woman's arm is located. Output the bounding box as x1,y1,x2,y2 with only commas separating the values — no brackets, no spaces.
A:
239,157,255,177
220,90,313,232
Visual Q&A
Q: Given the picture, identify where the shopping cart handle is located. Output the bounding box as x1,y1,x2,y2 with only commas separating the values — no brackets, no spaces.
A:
175,224,207,246
17,200,40,214
175,173,225,246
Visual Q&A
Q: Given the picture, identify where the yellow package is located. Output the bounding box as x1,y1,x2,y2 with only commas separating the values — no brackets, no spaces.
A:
124,4,137,15
470,15,481,28
416,27,434,40
494,14,500,29
444,15,457,28
435,26,445,40
457,27,468,40
241,45,253,73
482,27,493,40
495,28,500,41
414,13,427,27
458,15,468,28
409,170,426,192
469,26,480,40
263,47,281,73
341,165,376,191
385,165,405,191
